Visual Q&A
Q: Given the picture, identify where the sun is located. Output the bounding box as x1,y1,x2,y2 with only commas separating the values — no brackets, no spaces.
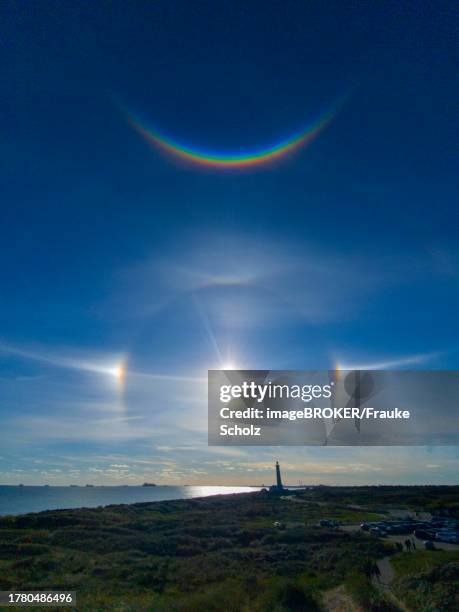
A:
221,362,238,370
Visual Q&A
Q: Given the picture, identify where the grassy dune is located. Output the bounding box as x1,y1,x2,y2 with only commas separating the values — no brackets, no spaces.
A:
0,486,457,611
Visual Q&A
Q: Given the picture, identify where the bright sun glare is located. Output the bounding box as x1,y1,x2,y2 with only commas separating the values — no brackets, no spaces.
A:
221,362,238,370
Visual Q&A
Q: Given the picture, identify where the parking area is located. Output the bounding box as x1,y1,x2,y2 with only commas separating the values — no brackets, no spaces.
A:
386,533,459,551
341,520,459,551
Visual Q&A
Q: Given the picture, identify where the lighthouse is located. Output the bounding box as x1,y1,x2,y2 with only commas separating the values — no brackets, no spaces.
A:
275,461,284,491
267,461,286,495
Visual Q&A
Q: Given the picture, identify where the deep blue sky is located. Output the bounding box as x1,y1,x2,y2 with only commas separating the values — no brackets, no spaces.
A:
1,1,458,485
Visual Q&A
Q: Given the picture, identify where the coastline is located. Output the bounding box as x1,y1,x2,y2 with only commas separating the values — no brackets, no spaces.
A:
0,484,261,517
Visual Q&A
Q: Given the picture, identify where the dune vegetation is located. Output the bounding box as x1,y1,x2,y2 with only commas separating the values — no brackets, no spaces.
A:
0,486,457,611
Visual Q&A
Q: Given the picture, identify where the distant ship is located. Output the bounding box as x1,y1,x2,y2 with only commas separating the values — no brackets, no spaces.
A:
142,482,157,487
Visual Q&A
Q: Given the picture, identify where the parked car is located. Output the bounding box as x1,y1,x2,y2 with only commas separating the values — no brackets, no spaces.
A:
414,529,436,540
319,519,336,527
435,531,459,544
361,522,379,530
370,527,386,537
411,522,430,530
385,524,411,535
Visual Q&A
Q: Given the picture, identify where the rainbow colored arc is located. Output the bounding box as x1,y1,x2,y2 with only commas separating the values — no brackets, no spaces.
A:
122,99,343,169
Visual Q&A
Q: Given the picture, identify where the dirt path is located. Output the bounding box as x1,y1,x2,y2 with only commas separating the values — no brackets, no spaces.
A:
375,555,395,586
322,585,361,612
322,556,408,612
372,556,409,611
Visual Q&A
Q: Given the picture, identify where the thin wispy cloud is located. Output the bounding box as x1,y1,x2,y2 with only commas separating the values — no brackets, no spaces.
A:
334,350,444,370
0,341,124,379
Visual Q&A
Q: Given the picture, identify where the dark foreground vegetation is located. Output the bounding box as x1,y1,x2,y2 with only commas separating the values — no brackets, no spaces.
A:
0,486,457,611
